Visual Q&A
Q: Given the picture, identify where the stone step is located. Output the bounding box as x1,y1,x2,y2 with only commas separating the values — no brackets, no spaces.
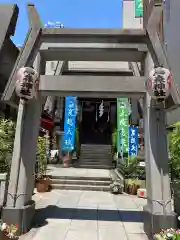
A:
81,148,111,151
74,164,113,169
81,144,111,147
50,175,111,181
80,153,111,157
79,157,112,160
78,159,112,165
51,179,111,186
80,149,111,153
51,183,110,191
80,154,111,157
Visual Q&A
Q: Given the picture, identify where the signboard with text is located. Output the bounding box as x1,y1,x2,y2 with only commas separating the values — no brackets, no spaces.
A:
128,126,138,156
117,98,129,154
135,0,143,17
62,96,77,152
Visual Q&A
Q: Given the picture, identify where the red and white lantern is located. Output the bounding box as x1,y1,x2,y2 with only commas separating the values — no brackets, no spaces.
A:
146,67,172,101
15,67,39,100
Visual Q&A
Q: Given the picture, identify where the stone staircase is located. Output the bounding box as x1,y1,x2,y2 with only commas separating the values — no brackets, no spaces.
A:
75,144,113,169
50,175,112,191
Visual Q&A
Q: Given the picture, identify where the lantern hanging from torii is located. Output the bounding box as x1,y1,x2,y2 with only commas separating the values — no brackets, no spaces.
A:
15,67,39,100
146,67,172,101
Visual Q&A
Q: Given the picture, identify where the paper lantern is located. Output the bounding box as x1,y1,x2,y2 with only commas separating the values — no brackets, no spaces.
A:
146,67,172,101
15,67,39,100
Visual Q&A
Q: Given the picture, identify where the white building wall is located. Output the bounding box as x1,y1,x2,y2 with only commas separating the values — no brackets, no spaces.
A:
122,0,143,29
122,0,143,124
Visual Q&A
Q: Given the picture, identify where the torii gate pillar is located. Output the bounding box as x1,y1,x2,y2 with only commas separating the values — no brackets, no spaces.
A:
143,53,176,236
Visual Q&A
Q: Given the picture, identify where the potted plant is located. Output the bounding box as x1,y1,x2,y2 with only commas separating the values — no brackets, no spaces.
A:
119,156,145,194
154,228,180,239
62,151,71,168
110,181,123,194
36,136,51,192
0,221,18,239
131,181,140,195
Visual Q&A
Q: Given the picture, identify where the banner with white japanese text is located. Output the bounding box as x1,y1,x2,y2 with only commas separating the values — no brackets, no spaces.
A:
117,98,129,154
62,96,77,152
128,126,138,156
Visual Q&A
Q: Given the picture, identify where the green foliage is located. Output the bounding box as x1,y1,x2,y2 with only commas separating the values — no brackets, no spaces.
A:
0,118,15,172
169,122,180,180
119,157,146,180
36,136,48,179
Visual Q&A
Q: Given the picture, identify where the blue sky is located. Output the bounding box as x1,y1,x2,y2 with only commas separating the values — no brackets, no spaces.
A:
0,0,123,45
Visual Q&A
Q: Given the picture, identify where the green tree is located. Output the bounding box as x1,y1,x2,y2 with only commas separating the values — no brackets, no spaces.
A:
169,122,180,180
0,118,15,172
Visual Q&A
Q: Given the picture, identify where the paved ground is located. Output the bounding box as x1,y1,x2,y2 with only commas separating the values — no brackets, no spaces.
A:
47,165,112,179
20,190,148,240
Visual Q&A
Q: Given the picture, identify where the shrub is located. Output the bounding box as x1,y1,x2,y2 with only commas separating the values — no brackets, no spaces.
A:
0,118,15,173
36,136,48,179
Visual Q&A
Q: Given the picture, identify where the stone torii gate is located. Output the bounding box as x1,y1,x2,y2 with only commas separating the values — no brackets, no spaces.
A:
1,2,180,237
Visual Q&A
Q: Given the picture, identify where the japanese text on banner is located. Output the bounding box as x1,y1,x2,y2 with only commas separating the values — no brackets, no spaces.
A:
117,98,129,154
62,96,77,152
128,126,138,156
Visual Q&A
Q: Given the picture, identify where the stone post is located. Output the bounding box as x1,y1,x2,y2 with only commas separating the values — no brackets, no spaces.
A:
143,54,176,236
2,54,45,234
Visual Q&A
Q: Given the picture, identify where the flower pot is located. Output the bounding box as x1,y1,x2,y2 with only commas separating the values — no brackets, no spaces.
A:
62,155,70,168
128,184,133,194
124,183,128,193
36,179,50,193
131,184,139,195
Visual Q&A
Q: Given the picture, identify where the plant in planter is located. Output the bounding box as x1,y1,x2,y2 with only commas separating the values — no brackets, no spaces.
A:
0,119,15,173
36,136,51,193
119,158,141,195
168,122,180,217
154,228,180,239
110,181,123,194
0,221,19,239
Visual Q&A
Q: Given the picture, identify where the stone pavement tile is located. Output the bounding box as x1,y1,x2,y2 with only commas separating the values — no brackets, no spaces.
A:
73,207,98,221
98,225,128,240
119,209,144,222
69,219,97,231
65,229,98,240
123,222,145,234
127,233,149,240
32,221,70,240
86,169,110,178
33,205,75,226
98,220,123,227
34,192,60,209
98,203,118,210
77,192,99,208
19,229,37,240
114,196,139,209
130,196,147,209
77,201,98,208
54,191,81,208
46,219,71,226
98,208,121,222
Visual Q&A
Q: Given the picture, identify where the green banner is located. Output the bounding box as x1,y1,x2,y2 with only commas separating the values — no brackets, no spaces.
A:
135,0,143,17
117,98,129,154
